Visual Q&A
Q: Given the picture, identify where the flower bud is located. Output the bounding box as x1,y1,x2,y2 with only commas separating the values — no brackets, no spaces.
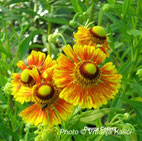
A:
123,113,130,120
69,20,78,27
103,4,111,12
48,34,57,43
136,69,142,78
41,128,58,141
3,82,12,94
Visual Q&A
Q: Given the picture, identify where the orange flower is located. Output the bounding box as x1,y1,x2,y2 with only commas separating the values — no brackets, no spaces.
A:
74,26,110,56
11,50,56,103
18,68,73,127
53,45,122,109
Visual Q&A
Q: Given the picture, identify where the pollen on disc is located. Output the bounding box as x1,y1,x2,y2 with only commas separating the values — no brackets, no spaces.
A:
38,85,52,96
92,26,106,37
84,63,97,75
21,69,30,83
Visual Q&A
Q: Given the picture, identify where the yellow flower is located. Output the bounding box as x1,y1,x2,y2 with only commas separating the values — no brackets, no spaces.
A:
74,26,110,56
53,45,122,109
18,68,73,127
11,50,56,104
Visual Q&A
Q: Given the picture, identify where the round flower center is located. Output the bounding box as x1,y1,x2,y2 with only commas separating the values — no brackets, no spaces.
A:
92,26,106,37
33,83,59,108
90,26,106,45
36,84,54,100
74,61,100,85
38,85,52,96
79,62,98,79
84,63,97,74
21,69,32,83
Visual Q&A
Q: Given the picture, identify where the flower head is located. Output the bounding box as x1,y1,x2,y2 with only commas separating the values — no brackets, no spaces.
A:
53,45,122,109
18,67,73,127
74,26,110,56
11,50,56,103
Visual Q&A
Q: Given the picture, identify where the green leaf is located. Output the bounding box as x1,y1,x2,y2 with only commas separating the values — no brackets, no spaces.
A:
4,0,30,6
121,98,142,109
122,0,132,17
98,8,103,26
119,60,133,75
0,123,19,140
0,43,10,56
80,108,123,123
0,74,7,86
127,29,142,36
105,13,130,41
41,16,69,25
107,0,115,5
18,29,43,59
71,0,84,13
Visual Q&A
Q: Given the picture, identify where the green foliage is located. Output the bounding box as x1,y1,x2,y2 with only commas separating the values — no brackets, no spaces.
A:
0,0,142,141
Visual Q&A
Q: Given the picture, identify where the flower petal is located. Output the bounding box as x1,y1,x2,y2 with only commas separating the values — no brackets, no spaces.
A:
73,45,95,61
13,86,33,104
11,73,23,94
62,45,79,63
29,68,41,83
19,104,47,126
54,98,73,120
40,55,56,72
27,50,46,67
17,61,27,70
92,48,106,65
59,83,83,106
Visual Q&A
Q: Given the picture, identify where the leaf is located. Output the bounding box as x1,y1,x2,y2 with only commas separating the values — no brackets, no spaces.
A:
127,29,142,36
41,16,69,25
107,0,115,5
0,123,19,140
80,108,123,123
121,98,142,109
105,13,130,41
0,44,10,56
4,0,30,6
0,73,7,86
98,8,103,25
119,60,134,75
122,0,132,17
18,29,43,59
71,0,84,13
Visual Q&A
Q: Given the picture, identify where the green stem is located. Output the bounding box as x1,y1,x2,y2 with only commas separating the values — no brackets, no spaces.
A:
57,33,67,46
25,128,29,141
47,22,51,36
95,134,104,141
96,118,102,127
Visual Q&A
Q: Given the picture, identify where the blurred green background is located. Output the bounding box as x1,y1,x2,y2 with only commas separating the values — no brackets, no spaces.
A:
0,0,142,141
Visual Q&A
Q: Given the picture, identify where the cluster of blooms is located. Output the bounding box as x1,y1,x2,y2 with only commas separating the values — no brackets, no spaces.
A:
11,25,122,127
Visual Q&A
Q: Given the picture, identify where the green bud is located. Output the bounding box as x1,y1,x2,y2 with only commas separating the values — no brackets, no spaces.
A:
69,20,78,27
136,69,142,78
123,113,130,120
41,128,58,141
3,82,12,94
103,4,111,12
48,34,58,43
